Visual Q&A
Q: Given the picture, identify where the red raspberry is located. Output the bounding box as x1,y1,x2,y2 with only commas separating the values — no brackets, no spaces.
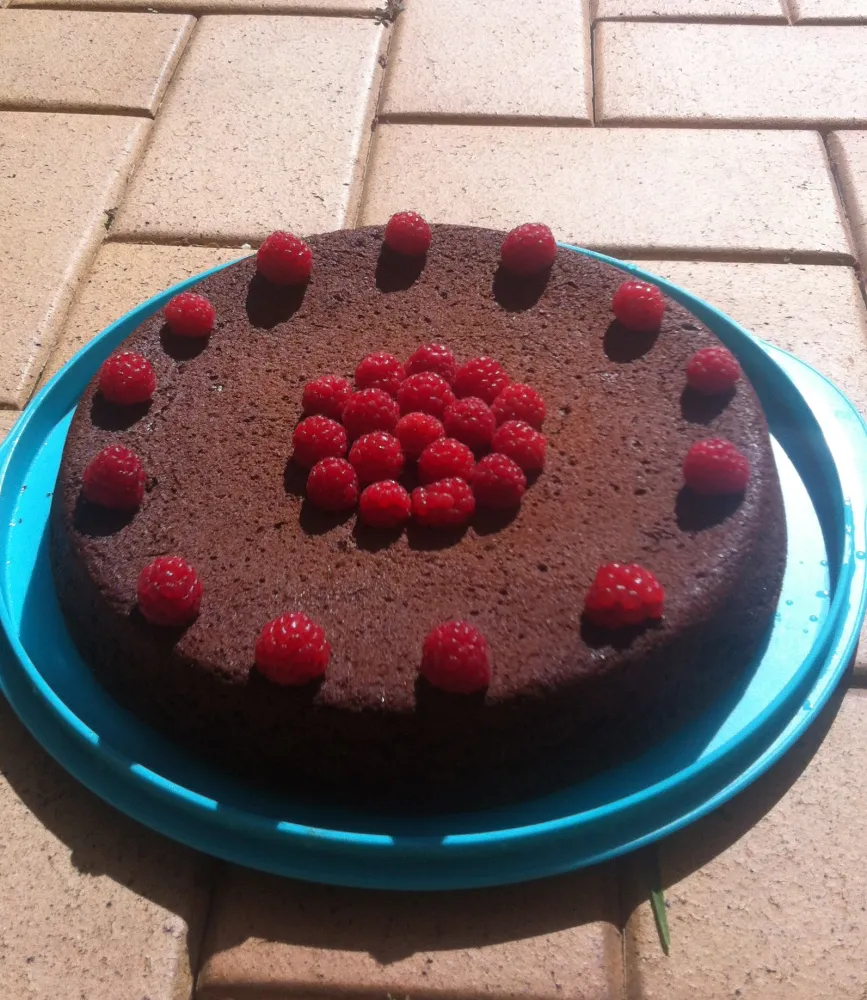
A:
412,478,475,528
500,223,557,277
611,280,665,333
359,480,412,528
686,346,741,395
302,375,352,420
355,352,405,396
395,412,444,460
349,431,405,484
471,453,526,508
405,343,457,384
491,420,546,472
98,352,155,405
137,556,203,627
418,438,475,484
342,388,400,440
443,397,496,451
397,372,455,419
82,444,146,509
420,621,491,694
491,383,545,429
384,211,432,256
256,231,312,285
453,357,510,404
163,292,215,338
255,612,330,685
306,457,359,511
683,438,750,495
292,415,347,469
584,563,664,629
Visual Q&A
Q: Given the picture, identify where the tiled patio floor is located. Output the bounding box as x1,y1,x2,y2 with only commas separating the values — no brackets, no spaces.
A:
2,1,867,997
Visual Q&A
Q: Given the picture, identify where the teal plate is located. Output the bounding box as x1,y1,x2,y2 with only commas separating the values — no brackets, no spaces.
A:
1,246,865,890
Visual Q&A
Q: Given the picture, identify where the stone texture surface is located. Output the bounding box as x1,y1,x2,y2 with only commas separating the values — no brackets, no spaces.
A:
41,243,244,386
381,0,591,121
112,16,383,242
0,10,193,115
0,112,149,408
791,0,867,22
0,697,211,1000
361,126,851,259
827,131,867,269
594,0,786,19
596,23,867,127
0,409,18,446
198,865,622,999
13,0,375,9
624,687,867,1000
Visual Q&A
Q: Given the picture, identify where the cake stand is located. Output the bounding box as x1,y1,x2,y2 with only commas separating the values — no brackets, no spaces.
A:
0,246,864,890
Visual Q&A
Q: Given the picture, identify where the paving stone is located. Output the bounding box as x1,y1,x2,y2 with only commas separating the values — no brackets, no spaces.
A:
0,10,193,115
791,0,867,22
360,125,851,260
827,131,867,269
112,15,383,243
596,22,867,127
594,0,786,20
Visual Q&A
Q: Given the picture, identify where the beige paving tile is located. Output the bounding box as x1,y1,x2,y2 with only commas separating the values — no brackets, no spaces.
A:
0,697,210,1000
198,865,622,1000
12,0,377,11
792,0,867,22
0,409,19,446
112,16,383,243
360,126,851,260
596,23,867,127
0,11,193,115
594,0,786,20
624,260,867,680
624,687,867,1000
41,243,244,386
0,112,149,409
381,0,591,121
828,131,867,268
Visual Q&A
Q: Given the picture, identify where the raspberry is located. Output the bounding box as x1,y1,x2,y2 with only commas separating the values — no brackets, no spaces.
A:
686,346,741,395
384,211,432,256
82,444,146,509
302,375,352,420
342,388,400,440
412,477,475,528
584,563,664,629
292,415,347,469
453,357,510,404
500,223,557,277
349,431,405,484
405,343,457,384
255,612,330,685
420,621,491,694
395,412,444,460
471,453,526,508
490,383,545,429
359,480,412,528
98,352,156,405
306,457,359,511
137,556,203,627
256,231,312,285
611,280,665,333
491,420,546,472
163,292,215,338
683,438,750,495
355,352,405,396
418,438,475,484
397,372,455,419
443,397,496,451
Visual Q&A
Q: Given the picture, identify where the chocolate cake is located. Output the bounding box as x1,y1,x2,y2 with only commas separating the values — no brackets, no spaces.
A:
50,224,786,808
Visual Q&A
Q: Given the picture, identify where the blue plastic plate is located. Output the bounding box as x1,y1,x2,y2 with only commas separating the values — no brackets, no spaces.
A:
1,246,866,890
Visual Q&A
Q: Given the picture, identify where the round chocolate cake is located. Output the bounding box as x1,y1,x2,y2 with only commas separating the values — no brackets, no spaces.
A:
50,224,786,808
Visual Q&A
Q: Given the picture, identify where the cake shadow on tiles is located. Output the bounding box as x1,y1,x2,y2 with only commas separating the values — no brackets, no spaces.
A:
49,222,786,811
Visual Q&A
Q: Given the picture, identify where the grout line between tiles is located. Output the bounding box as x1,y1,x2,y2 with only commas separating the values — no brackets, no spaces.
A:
592,116,867,131
0,103,154,118
9,2,382,13
822,133,867,309
374,112,594,128
593,14,789,24
588,5,597,127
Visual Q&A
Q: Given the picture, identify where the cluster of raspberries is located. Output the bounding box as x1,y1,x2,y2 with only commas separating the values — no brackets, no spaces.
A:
292,346,548,530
